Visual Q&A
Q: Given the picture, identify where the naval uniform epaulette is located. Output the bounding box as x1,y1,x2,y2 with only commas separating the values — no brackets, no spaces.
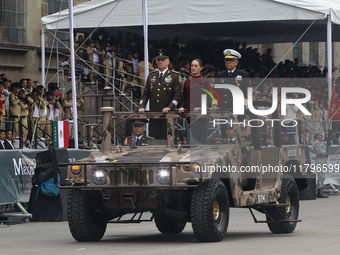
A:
146,136,154,139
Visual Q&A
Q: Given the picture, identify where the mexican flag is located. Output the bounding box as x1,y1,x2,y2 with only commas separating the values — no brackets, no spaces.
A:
53,121,69,148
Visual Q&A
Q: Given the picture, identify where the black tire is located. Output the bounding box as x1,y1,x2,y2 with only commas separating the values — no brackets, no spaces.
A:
68,189,107,242
154,212,186,234
191,179,229,242
266,176,299,234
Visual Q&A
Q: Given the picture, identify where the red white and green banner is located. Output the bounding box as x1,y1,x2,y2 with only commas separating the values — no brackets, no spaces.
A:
328,85,340,120
53,121,69,148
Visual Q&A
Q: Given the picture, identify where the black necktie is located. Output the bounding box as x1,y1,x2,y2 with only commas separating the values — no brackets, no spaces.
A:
159,72,163,79
136,138,140,144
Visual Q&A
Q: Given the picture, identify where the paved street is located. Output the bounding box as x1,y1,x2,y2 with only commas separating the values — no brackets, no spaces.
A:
1,195,339,255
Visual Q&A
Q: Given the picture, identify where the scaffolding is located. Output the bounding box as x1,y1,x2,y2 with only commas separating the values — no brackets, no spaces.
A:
51,37,153,147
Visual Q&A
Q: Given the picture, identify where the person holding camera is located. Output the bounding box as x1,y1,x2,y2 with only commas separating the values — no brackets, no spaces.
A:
62,90,84,138
29,88,46,140
103,43,114,89
9,82,22,141
51,87,64,121
18,89,34,146
86,40,100,83
118,51,133,94
45,91,61,143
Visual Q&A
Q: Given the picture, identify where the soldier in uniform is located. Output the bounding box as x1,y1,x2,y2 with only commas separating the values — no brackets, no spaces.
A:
313,130,329,198
216,123,250,167
9,82,22,141
86,40,100,83
138,49,182,139
214,49,251,111
224,126,236,144
103,43,114,89
18,89,34,145
124,119,154,146
62,90,84,138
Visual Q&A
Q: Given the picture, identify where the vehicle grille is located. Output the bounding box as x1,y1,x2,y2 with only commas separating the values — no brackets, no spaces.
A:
109,169,154,186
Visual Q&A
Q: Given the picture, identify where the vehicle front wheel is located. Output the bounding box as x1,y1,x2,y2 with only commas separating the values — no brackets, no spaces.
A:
68,190,107,242
154,212,186,234
191,179,229,242
266,176,299,234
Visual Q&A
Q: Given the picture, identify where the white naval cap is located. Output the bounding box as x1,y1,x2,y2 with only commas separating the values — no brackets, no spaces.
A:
223,49,241,60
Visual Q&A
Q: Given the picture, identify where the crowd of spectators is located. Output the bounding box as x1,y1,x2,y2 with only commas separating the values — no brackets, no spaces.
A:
1,30,340,149
0,74,84,149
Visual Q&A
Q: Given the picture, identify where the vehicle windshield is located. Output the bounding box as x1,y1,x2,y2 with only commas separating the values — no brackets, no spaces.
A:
114,112,240,147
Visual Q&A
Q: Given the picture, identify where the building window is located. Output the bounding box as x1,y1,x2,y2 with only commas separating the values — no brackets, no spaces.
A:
293,42,302,63
48,0,69,48
309,42,318,65
48,0,68,14
0,0,27,45
325,42,334,66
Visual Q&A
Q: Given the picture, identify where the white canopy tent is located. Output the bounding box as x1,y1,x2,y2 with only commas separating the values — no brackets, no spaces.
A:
41,0,340,42
41,0,340,142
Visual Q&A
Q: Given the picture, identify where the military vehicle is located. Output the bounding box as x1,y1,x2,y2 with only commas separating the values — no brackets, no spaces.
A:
54,105,309,242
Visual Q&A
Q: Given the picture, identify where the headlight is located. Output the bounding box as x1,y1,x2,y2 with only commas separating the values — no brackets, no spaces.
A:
92,170,107,185
156,169,171,184
71,165,82,175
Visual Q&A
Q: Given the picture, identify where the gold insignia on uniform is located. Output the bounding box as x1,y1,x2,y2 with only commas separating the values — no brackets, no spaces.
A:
227,50,231,56
159,49,163,56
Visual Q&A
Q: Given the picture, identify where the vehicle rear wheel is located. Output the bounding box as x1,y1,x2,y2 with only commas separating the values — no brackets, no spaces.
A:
191,179,229,242
154,212,186,234
68,189,107,242
266,176,299,234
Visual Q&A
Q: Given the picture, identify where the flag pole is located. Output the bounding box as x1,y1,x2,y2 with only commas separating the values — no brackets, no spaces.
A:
327,13,332,101
142,0,150,112
41,27,45,86
327,12,333,130
68,0,78,148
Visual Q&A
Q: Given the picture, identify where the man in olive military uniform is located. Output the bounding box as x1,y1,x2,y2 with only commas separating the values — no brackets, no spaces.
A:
139,49,182,113
9,82,22,140
214,49,251,111
217,124,250,167
124,119,154,146
224,126,236,144
313,130,329,198
139,49,182,139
